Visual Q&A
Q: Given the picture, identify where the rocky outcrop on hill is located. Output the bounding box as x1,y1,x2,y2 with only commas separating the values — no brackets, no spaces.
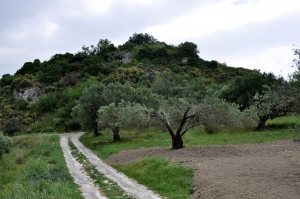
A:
13,87,43,102
110,51,131,64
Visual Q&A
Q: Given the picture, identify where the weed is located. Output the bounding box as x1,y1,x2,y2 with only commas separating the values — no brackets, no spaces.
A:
14,149,25,165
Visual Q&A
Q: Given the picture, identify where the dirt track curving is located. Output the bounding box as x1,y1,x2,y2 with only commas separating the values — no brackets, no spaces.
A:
106,140,300,199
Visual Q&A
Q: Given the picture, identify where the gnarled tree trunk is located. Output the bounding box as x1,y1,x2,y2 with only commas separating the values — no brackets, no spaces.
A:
112,127,121,142
171,135,183,149
94,125,100,136
256,117,268,131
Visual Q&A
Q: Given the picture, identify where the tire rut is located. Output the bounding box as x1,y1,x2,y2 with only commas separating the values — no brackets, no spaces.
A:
60,134,106,199
60,132,162,199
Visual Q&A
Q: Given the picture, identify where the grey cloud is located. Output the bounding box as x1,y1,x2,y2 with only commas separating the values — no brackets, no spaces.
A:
3,0,218,76
232,0,260,6
2,0,297,77
54,0,221,46
195,10,300,58
0,0,60,29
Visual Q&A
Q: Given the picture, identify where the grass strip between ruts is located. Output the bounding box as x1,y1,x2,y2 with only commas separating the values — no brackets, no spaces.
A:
68,138,134,199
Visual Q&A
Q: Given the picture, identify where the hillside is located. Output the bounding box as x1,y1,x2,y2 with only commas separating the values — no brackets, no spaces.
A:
0,33,268,134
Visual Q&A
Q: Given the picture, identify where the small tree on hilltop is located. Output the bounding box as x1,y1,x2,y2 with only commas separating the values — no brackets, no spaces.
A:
178,41,199,58
127,33,158,45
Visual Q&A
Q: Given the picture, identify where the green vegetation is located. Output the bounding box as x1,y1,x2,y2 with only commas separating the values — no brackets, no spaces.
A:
0,134,83,199
0,35,299,197
0,132,12,158
68,139,134,199
3,117,20,136
113,157,194,199
80,115,300,159
0,32,258,134
78,115,300,198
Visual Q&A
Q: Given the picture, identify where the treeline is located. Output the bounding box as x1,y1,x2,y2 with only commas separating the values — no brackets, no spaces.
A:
0,33,299,149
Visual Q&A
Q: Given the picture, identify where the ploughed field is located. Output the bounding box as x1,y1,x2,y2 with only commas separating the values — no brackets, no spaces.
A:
106,139,300,199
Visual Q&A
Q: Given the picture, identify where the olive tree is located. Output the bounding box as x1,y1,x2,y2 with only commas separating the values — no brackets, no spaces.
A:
71,82,150,136
71,84,107,136
97,101,150,142
151,71,175,100
291,46,300,89
98,97,250,149
250,84,299,130
219,70,278,111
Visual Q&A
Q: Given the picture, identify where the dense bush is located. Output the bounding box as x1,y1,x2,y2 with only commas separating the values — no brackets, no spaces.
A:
0,74,14,87
11,74,34,90
0,132,12,158
127,33,158,45
37,93,58,113
200,95,255,133
4,117,20,136
16,97,29,110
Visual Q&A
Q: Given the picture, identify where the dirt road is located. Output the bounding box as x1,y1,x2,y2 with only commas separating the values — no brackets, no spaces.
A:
59,132,161,199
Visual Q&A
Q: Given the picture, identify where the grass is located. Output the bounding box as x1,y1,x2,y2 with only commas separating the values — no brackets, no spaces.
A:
0,134,83,199
266,115,299,129
113,157,194,199
68,139,134,199
79,116,300,198
80,116,300,159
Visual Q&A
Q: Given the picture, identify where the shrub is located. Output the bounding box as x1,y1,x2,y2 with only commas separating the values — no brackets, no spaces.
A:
11,74,34,90
16,97,29,110
200,95,256,134
37,93,58,113
4,117,20,136
0,132,13,158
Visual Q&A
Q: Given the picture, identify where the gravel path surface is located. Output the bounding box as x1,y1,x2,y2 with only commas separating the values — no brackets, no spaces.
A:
59,134,106,199
60,132,161,199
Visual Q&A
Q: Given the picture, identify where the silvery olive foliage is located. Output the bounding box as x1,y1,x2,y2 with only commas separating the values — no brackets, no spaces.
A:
248,84,299,130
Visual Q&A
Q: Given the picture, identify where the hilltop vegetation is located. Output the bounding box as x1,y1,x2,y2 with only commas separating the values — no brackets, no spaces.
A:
0,33,299,148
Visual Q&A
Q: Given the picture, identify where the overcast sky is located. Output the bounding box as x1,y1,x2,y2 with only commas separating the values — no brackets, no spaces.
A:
1,0,300,78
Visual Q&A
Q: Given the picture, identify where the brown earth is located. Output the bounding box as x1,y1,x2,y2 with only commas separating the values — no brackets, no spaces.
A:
106,140,300,199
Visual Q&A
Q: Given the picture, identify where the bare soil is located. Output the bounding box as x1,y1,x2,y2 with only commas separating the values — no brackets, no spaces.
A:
106,140,300,199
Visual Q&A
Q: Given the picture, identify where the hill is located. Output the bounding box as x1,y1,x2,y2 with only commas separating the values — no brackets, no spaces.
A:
0,33,266,134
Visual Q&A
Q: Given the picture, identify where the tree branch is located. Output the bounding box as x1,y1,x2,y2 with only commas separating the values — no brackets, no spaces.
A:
180,122,203,137
176,107,191,136
145,110,175,138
